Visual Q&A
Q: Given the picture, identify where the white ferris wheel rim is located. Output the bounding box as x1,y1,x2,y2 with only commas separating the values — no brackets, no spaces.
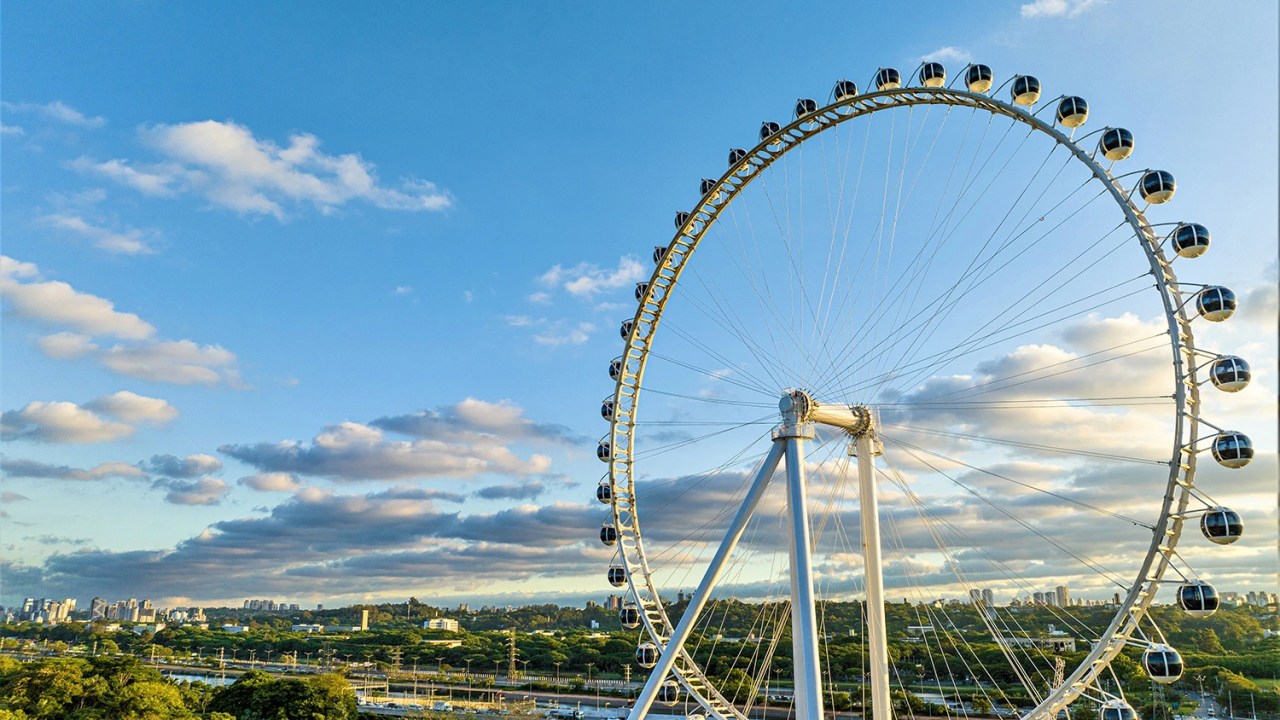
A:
603,82,1204,720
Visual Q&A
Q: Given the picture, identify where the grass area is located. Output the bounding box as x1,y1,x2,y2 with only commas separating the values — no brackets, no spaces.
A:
1251,678,1280,691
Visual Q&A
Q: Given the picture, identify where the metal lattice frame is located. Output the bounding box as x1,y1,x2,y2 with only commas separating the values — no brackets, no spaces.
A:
603,85,1204,720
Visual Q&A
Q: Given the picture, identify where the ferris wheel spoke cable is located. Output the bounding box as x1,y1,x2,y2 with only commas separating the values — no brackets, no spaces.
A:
644,350,775,397
884,422,1164,467
885,439,1133,587
841,165,1101,397
881,428,1156,524
880,463,1047,702
683,268,800,390
705,222,797,381
891,215,1137,395
881,472,1029,697
916,332,1167,403
863,134,1069,390
839,152,1095,396
679,262,798,386
663,321,781,394
825,279,1153,401
640,387,775,409
814,106,983,397
811,149,1091,397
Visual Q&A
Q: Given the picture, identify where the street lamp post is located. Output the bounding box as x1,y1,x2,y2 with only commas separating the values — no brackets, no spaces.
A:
586,662,595,705
554,661,563,688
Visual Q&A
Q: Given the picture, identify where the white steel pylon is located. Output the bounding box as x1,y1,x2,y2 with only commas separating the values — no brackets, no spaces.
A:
628,389,891,720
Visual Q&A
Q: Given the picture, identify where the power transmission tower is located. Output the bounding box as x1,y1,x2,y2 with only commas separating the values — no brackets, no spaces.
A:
508,627,518,679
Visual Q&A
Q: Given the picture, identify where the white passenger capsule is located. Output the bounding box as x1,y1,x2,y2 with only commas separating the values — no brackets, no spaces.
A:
1209,356,1250,392
636,642,658,668
1177,580,1219,618
657,680,681,703
1201,506,1243,545
965,64,993,93
609,357,623,381
1196,286,1236,322
1139,170,1176,204
1099,699,1139,720
597,439,612,463
875,67,901,90
1100,127,1134,161
1011,75,1041,105
759,121,781,144
619,319,634,339
635,281,649,302
833,79,859,100
619,604,641,629
1172,222,1210,258
919,62,946,88
607,564,627,587
1056,96,1089,128
601,398,615,421
1142,644,1184,684
596,479,613,504
1211,431,1253,468
600,523,618,547
794,98,818,118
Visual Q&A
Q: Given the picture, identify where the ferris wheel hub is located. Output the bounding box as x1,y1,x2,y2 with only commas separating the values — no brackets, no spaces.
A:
779,389,874,436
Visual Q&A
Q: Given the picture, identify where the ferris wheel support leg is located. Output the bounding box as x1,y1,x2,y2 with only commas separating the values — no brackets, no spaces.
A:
785,434,825,720
627,441,786,720
856,431,893,720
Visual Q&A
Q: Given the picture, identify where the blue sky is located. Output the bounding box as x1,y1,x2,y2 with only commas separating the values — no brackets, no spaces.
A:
1,1,1276,609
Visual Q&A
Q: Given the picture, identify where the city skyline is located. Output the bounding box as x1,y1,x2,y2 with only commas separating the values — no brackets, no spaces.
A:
1,2,1277,610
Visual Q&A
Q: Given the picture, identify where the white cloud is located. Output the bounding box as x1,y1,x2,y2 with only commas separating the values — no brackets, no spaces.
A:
83,391,179,425
533,322,594,346
393,286,413,296
1,391,176,444
143,453,223,478
1,458,146,481
2,100,105,128
41,214,156,255
919,47,974,64
0,124,24,136
75,120,453,219
69,157,181,196
36,332,96,359
99,340,239,386
1020,0,1103,18
1,256,242,386
0,256,155,339
528,291,551,304
0,401,134,444
539,255,646,298
238,472,303,492
220,419,554,481
160,477,230,506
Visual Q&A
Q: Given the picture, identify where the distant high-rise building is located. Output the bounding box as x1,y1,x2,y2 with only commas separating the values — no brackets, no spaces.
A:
605,595,622,611
1033,591,1046,605
970,589,983,605
90,597,107,621
360,608,369,631
1055,585,1070,607
982,589,994,607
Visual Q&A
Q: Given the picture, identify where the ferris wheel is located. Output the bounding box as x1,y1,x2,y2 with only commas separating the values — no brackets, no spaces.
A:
594,62,1254,720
